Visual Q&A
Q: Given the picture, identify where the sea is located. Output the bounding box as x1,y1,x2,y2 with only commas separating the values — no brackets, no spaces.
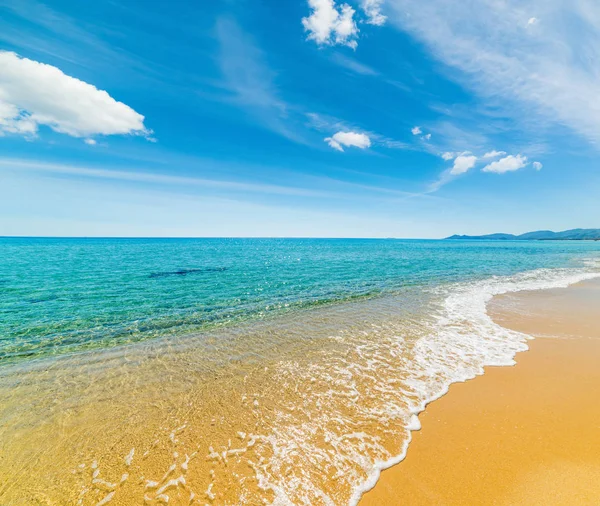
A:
1,237,599,505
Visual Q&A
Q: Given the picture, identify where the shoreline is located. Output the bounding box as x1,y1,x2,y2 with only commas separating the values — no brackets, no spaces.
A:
1,263,599,504
359,278,600,505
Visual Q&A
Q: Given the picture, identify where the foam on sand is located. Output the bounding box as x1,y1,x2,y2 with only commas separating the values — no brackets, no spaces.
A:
349,263,600,506
0,259,598,505
361,276,600,505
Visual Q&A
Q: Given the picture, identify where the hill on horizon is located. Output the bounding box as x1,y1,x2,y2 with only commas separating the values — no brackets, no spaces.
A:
446,228,600,241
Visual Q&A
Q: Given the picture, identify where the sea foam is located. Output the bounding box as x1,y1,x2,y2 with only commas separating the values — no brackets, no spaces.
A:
347,263,600,506
2,248,599,506
240,262,600,506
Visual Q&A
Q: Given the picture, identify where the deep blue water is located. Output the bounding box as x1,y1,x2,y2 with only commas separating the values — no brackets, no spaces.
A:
1,238,599,363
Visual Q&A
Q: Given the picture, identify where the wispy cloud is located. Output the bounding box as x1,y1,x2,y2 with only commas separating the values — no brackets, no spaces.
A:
0,158,335,198
387,0,600,146
0,0,113,60
215,18,303,143
425,121,490,154
0,157,441,205
0,0,155,77
330,53,379,75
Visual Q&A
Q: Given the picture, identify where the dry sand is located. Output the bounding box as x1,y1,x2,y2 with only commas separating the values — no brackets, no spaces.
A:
360,278,600,506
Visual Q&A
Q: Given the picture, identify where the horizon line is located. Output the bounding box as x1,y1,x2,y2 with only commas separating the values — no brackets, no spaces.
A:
0,235,440,240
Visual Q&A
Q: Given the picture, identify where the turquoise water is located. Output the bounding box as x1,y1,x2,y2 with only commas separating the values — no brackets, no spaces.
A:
1,237,599,364
2,237,600,506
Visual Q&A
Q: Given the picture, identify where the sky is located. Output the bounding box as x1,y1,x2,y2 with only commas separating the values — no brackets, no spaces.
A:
0,0,599,238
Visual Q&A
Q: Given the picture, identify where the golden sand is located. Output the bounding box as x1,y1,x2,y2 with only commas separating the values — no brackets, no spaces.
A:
0,296,424,506
360,278,600,506
2,278,598,505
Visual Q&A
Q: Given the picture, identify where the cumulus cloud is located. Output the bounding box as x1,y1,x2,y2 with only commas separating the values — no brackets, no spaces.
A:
533,161,543,170
84,138,97,146
0,100,37,135
482,154,528,173
302,0,359,49
450,154,478,175
527,17,538,26
411,126,422,135
423,133,431,140
0,51,148,139
441,151,455,161
325,131,371,151
361,0,387,26
483,150,506,158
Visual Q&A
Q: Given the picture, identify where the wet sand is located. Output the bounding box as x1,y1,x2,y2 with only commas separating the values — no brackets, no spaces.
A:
360,278,600,506
2,274,598,505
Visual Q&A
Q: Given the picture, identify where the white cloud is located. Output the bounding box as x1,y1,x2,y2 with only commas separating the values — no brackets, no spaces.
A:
326,138,344,151
482,154,528,173
0,51,148,139
302,0,359,49
361,0,387,26
450,154,477,175
325,131,371,151
0,101,37,135
216,18,307,144
441,151,455,161
386,0,600,146
331,53,379,75
483,150,506,158
84,138,97,145
528,17,538,26
0,158,335,198
411,126,422,135
423,133,431,140
533,161,543,170
308,112,411,150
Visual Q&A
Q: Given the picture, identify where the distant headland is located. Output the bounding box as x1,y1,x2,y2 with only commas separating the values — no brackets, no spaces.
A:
446,228,600,241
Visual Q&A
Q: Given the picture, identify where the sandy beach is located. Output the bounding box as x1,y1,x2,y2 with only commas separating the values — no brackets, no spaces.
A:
1,241,598,505
360,278,600,505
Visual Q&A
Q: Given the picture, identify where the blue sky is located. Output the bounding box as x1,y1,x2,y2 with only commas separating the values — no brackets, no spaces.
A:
1,0,599,238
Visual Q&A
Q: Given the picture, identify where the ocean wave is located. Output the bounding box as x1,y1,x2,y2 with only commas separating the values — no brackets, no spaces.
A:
349,262,600,506
239,261,600,506
2,257,599,505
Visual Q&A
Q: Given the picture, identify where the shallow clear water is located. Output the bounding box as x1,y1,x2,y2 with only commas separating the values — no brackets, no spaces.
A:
1,238,599,506
2,238,599,364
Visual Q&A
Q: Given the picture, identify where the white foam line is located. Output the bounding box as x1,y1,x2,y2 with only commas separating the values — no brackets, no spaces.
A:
347,262,600,506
